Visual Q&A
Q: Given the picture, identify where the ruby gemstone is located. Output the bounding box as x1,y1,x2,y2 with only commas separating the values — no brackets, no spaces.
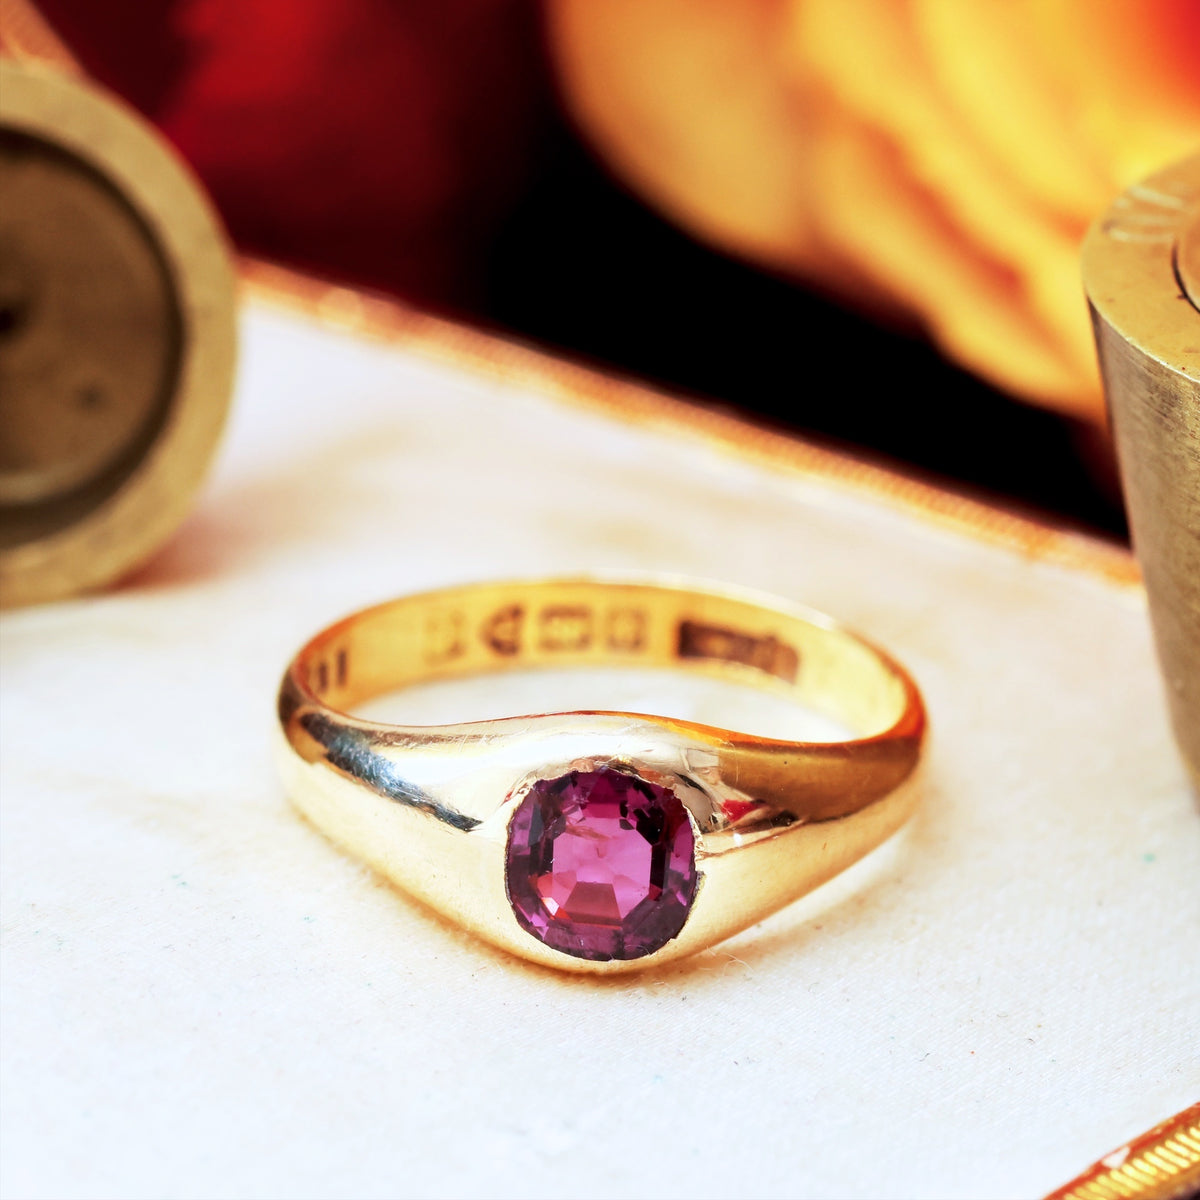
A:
505,767,698,961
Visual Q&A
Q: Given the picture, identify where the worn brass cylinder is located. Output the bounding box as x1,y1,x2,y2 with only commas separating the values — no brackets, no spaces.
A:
0,57,236,607
1083,153,1200,785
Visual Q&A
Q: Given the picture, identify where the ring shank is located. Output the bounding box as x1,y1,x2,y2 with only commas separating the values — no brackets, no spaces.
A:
293,579,918,742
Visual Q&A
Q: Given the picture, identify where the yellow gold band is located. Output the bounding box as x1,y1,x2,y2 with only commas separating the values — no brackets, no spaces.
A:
276,578,926,973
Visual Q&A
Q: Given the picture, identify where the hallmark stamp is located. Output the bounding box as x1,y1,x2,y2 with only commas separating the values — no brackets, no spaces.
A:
539,605,593,652
423,610,465,664
605,607,647,652
676,620,799,683
482,604,524,656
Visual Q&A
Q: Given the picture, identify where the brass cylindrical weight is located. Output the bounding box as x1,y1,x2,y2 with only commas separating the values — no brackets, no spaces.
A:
0,57,236,607
1083,153,1200,785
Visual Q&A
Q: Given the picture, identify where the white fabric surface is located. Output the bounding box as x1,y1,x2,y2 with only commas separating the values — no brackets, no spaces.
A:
2,299,1198,1200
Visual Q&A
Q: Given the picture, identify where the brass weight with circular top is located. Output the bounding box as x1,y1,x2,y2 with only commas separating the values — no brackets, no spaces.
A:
0,57,236,606
1083,153,1200,785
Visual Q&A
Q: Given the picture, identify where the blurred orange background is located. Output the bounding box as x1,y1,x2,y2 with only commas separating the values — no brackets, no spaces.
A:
31,0,1200,533
551,0,1200,422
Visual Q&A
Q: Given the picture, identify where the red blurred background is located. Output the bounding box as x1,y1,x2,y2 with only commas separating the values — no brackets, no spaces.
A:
36,0,1137,535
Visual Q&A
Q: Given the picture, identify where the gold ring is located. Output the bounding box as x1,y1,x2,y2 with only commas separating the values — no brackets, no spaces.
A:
275,578,926,974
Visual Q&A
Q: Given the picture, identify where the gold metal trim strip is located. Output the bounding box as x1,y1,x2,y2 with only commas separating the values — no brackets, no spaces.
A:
1045,1103,1200,1200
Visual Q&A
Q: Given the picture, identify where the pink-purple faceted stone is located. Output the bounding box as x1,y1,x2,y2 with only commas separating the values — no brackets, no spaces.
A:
505,768,698,961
